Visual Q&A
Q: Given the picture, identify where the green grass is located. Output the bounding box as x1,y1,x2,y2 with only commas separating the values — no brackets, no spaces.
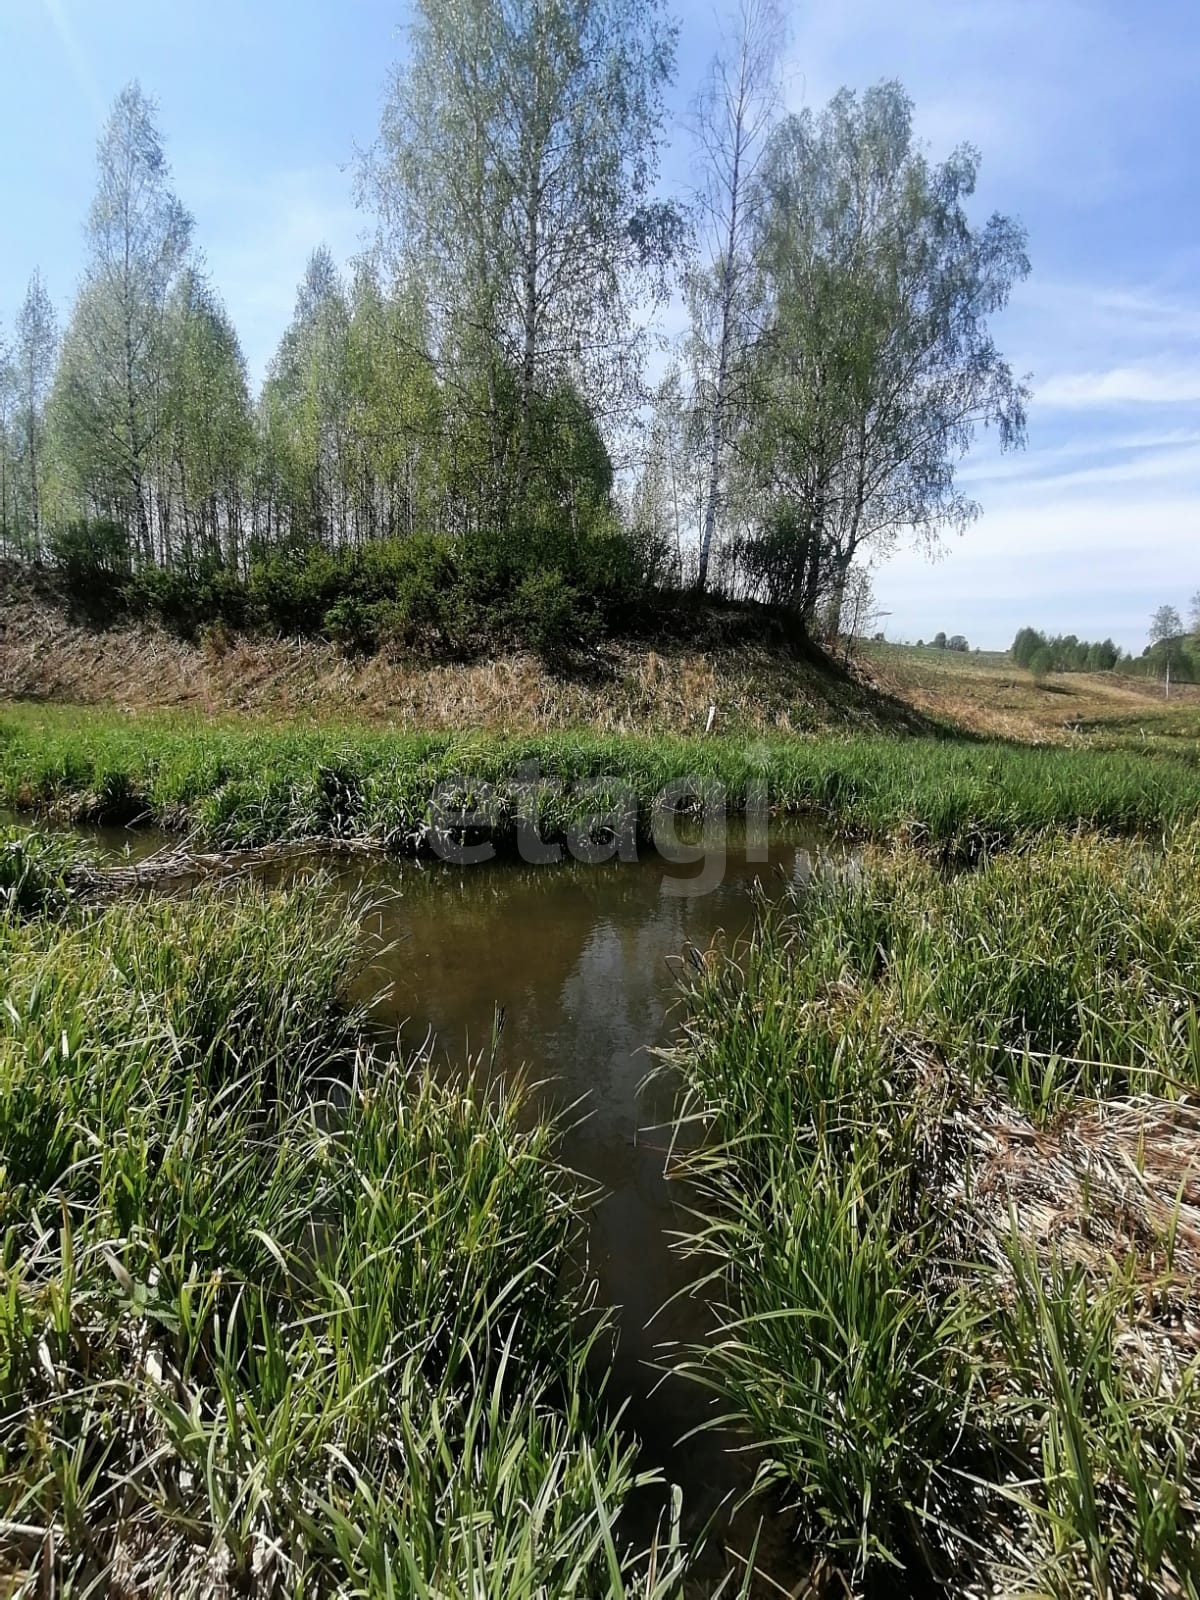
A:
0,872,689,1597
0,824,93,917
4,702,1200,857
659,824,1200,1594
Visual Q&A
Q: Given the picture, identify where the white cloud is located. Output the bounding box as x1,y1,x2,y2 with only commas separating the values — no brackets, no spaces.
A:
875,487,1200,652
1036,366,1200,409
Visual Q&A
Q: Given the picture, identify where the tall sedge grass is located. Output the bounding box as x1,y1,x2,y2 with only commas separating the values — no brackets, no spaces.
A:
4,702,1200,854
659,823,1200,1593
0,877,689,1597
0,825,93,917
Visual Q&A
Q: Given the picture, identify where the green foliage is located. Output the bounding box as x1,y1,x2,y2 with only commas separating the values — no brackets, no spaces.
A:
47,517,132,622
1029,643,1055,682
662,826,1200,1588
737,81,1029,621
509,570,594,663
0,826,91,917
129,558,251,637
1012,626,1121,674
992,1241,1200,1597
4,705,1200,854
0,875,682,1597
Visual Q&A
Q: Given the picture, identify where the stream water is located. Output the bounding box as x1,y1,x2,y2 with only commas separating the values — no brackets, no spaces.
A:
16,809,839,1587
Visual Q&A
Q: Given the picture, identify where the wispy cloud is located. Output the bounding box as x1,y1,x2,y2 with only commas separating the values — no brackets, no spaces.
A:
1036,366,1200,409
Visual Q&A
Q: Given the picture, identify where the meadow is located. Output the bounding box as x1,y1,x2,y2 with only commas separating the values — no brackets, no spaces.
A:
865,639,1200,750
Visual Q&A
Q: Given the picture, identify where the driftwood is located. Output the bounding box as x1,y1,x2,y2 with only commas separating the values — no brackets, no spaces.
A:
65,836,391,899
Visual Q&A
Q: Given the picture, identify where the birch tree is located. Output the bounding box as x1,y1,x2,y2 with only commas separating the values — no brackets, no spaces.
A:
13,272,58,551
687,0,782,591
370,0,679,519
742,82,1030,626
52,83,192,561
259,248,352,544
161,269,254,568
0,337,15,556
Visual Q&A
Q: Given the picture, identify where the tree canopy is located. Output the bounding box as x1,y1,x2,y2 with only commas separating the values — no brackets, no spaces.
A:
1,30,1033,654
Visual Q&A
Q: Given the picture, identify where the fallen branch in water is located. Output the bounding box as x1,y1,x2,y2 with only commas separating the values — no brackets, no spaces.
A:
66,836,390,898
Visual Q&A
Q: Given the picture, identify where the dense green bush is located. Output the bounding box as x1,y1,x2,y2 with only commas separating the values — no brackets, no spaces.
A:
47,518,131,623
129,559,251,638
44,519,651,662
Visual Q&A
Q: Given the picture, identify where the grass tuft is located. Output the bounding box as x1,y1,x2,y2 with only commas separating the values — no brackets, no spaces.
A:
659,824,1200,1593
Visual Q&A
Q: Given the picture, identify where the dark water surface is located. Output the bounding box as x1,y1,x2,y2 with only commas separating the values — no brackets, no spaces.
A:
339,821,835,1582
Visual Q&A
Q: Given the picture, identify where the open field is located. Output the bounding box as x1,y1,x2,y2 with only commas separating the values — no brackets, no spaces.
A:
864,640,1200,750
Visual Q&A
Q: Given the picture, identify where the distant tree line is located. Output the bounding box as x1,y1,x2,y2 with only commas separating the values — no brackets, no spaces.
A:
0,0,1030,657
1011,627,1121,677
1011,599,1200,685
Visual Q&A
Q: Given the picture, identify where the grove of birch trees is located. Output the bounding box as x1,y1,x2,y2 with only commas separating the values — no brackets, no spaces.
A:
0,0,1030,637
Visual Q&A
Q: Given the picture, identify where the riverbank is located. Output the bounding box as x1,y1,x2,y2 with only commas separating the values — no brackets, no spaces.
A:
4,701,1200,862
0,587,922,738
6,795,1200,1593
8,584,1200,751
661,824,1200,1594
0,849,690,1597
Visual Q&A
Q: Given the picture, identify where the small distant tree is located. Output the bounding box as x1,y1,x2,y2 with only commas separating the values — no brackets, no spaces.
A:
947,634,968,652
1189,590,1200,638
1011,626,1046,668
1150,604,1183,646
932,631,947,649
1029,644,1054,683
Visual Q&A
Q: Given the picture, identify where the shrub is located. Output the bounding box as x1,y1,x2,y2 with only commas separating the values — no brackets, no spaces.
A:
508,570,595,663
128,559,250,638
48,518,132,623
247,543,343,634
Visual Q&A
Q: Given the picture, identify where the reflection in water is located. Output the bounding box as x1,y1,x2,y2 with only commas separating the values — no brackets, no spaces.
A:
347,821,834,1577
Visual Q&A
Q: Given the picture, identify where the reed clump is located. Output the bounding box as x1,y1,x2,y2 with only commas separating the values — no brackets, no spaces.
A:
660,823,1200,1596
0,868,684,1597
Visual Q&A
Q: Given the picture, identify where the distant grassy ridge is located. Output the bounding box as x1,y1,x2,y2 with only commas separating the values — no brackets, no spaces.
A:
3,702,1200,855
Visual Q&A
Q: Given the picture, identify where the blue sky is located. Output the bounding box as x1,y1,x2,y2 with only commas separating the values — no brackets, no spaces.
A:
1,0,1197,653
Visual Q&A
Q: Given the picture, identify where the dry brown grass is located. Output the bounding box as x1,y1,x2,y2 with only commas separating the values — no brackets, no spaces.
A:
961,1092,1200,1376
862,640,1200,747
0,593,924,736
